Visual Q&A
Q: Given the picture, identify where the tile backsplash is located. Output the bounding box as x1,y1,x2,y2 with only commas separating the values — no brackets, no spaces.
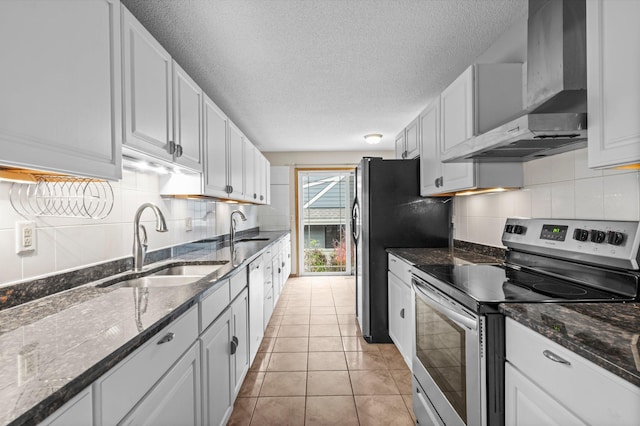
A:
453,148,640,248
0,170,257,286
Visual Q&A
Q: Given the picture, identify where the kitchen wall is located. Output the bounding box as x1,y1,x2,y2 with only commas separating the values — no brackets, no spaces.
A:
453,148,640,247
0,170,257,287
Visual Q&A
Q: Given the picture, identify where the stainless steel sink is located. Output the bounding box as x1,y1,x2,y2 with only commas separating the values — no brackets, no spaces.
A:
118,275,205,288
235,238,269,243
151,263,227,276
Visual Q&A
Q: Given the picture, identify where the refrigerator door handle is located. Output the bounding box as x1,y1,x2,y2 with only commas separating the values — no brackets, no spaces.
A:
351,199,360,243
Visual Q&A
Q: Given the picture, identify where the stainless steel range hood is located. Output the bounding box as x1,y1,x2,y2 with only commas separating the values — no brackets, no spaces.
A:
443,0,587,163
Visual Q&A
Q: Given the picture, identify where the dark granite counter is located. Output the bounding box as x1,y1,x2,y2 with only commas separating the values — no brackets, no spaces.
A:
0,231,288,426
500,303,640,388
387,244,503,266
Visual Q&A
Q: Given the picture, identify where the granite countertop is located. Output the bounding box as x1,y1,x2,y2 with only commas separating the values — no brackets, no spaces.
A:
387,245,503,266
0,231,288,426
500,302,640,388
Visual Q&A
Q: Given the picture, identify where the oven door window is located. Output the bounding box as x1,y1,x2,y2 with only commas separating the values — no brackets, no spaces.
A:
415,294,467,423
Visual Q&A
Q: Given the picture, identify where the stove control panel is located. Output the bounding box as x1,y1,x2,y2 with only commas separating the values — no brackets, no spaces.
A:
502,218,640,270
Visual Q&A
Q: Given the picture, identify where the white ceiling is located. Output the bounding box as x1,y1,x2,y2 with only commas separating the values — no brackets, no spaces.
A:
121,0,527,153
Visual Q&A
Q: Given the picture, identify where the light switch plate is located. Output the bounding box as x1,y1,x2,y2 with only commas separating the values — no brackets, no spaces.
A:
16,221,36,254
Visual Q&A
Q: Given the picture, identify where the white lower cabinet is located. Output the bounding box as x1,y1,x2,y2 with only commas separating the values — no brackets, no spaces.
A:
120,343,202,426
248,257,265,365
201,309,233,426
505,318,640,426
230,289,250,397
387,254,413,369
201,287,249,426
40,387,92,426
94,306,199,426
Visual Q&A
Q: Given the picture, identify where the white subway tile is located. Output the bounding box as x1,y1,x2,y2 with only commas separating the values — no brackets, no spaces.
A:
529,185,552,218
603,173,640,220
56,224,128,272
523,156,553,186
551,180,575,218
0,182,27,230
551,151,575,182
0,229,22,284
575,177,604,219
574,148,602,180
510,189,532,218
22,227,56,279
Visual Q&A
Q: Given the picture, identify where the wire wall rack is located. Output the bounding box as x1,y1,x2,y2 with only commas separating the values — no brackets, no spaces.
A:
9,175,114,219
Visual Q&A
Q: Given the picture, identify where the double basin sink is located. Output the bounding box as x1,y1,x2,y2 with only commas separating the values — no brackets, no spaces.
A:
106,237,270,289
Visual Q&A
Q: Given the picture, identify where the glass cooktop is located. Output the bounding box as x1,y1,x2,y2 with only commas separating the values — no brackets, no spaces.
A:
413,264,629,304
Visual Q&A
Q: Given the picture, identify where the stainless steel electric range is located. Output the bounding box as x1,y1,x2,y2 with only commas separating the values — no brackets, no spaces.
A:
411,218,640,426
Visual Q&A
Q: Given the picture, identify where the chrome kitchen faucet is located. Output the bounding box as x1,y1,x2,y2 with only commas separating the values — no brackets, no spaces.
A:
133,203,168,271
230,209,247,244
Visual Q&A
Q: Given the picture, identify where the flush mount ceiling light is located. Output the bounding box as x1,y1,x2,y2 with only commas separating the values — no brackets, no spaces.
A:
364,134,383,145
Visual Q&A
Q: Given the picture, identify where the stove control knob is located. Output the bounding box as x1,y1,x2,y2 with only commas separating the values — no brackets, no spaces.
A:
573,229,589,241
513,225,525,235
590,230,606,243
505,224,514,233
607,231,624,246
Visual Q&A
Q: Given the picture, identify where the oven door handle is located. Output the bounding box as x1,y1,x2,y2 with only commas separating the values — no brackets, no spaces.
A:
414,282,478,331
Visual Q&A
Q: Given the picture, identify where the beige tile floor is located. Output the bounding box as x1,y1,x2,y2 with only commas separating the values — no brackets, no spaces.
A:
227,276,416,426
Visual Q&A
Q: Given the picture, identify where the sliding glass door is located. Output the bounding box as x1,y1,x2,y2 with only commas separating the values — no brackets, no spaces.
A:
298,169,355,275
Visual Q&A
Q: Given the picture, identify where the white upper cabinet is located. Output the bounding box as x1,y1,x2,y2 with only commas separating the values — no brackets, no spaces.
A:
395,131,406,159
440,63,523,155
122,6,203,172
0,0,122,180
587,0,640,169
419,63,523,196
244,139,256,202
172,61,203,172
228,122,245,199
203,95,229,198
122,5,173,162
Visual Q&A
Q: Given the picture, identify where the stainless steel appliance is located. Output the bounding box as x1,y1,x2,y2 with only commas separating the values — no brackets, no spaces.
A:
352,157,450,343
442,0,588,163
412,218,640,426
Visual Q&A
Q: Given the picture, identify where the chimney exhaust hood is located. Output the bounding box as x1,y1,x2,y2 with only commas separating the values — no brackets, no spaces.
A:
442,0,587,163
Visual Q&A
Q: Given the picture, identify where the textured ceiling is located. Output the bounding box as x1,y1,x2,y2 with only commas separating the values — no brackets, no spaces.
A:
121,0,527,152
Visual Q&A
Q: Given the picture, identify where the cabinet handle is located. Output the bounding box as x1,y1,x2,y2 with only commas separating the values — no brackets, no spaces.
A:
230,336,239,355
278,268,281,273
542,350,571,366
434,178,439,188
168,141,177,155
282,262,285,267
260,195,264,201
254,193,257,199
157,332,175,345
176,145,183,157
227,185,233,194
400,308,405,319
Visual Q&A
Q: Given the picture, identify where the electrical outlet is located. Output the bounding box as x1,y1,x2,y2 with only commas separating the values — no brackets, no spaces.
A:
185,217,193,232
16,221,36,254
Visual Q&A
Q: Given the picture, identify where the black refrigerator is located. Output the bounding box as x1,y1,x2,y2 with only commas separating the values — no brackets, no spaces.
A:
352,157,450,343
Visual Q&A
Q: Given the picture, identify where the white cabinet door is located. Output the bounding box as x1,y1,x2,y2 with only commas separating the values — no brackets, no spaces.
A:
505,363,586,426
248,258,264,365
405,117,420,159
387,272,404,353
0,0,122,180
440,68,476,192
244,140,256,202
587,0,640,168
419,100,442,196
122,6,173,162
203,95,229,198
40,387,92,426
121,343,202,426
201,309,233,426
228,122,245,199
395,131,406,159
172,61,203,172
231,288,250,397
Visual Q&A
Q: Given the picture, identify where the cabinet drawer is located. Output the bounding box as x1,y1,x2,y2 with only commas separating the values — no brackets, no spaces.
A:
506,318,640,425
200,279,230,332
96,306,198,426
230,268,247,301
388,254,412,286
